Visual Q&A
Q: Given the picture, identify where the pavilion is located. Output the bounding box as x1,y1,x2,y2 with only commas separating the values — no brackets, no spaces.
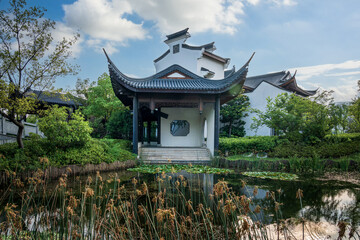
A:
104,47,253,159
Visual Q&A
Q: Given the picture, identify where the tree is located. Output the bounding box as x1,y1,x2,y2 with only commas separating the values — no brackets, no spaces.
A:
0,0,78,148
38,106,92,148
220,94,250,137
329,103,349,134
84,73,126,138
348,80,360,132
252,93,331,143
107,109,132,140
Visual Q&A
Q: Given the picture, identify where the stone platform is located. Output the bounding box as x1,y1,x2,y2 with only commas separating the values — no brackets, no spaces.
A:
140,147,211,164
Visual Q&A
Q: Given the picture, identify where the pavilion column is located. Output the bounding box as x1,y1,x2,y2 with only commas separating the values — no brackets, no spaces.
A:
139,118,144,144
147,121,151,144
132,95,138,154
214,95,220,155
157,109,161,145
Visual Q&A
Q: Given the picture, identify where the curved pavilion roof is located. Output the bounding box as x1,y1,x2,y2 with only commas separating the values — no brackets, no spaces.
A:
104,49,254,106
226,70,317,97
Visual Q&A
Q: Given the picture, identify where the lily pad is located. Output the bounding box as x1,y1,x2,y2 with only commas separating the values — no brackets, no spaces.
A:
242,171,298,181
128,164,234,174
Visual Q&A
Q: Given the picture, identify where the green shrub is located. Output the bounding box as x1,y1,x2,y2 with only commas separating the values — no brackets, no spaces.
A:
324,133,360,143
269,140,360,159
107,109,132,140
100,139,132,151
38,106,92,148
0,138,136,172
219,136,280,155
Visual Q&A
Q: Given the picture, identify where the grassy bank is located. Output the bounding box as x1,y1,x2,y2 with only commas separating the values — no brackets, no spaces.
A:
221,153,360,173
0,138,136,172
218,133,360,173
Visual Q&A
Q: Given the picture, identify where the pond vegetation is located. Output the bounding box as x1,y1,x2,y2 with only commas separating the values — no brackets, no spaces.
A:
128,164,234,174
242,171,299,181
0,169,358,239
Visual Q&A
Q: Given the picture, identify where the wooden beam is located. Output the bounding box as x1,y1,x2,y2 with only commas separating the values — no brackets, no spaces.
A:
199,97,203,114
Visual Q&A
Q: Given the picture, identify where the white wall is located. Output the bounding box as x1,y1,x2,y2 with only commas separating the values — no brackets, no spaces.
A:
155,46,202,74
202,103,215,155
244,82,288,136
155,44,226,80
161,107,203,147
197,57,225,79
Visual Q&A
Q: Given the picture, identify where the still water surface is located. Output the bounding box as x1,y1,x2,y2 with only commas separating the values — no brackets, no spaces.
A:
67,169,359,227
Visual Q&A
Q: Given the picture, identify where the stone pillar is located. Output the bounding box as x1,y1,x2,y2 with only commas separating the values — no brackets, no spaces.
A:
214,95,220,155
132,95,138,154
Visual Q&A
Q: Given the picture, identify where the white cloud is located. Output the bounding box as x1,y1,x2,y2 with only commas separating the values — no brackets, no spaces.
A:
125,0,245,35
246,0,260,5
63,0,147,52
329,82,358,102
289,60,360,81
289,61,360,102
269,0,297,6
61,0,298,54
325,71,360,77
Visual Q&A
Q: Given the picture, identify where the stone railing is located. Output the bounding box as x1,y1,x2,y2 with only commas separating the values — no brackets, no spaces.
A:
0,116,44,145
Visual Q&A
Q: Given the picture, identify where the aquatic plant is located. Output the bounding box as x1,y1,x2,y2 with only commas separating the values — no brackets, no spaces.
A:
128,164,234,174
242,171,299,181
0,169,357,239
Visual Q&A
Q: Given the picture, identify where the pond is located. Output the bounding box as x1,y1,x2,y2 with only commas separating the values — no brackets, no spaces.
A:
0,168,359,239
64,169,360,227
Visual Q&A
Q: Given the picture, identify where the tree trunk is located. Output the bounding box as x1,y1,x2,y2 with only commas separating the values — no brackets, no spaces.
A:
228,122,232,138
17,123,24,149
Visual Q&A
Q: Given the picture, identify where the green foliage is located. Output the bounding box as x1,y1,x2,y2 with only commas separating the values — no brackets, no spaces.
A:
107,109,132,139
38,106,92,148
0,0,78,148
251,93,331,143
242,171,298,181
84,73,126,138
128,164,234,174
268,140,360,159
99,138,132,151
0,138,135,172
220,94,250,137
329,103,350,134
324,132,360,143
348,82,360,132
219,136,280,155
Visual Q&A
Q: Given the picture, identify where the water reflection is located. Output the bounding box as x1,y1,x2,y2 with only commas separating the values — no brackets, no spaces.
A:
2,169,358,229
139,172,360,227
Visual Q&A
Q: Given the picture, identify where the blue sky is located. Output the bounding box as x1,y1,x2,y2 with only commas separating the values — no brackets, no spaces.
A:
1,0,359,101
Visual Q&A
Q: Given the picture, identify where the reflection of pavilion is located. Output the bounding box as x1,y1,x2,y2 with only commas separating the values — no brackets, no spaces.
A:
105,28,252,162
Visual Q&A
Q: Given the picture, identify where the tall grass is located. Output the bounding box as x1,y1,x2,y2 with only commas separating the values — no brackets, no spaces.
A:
0,168,357,239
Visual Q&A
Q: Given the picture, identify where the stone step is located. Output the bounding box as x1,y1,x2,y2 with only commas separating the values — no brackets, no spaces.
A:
142,160,211,164
140,147,211,164
141,154,209,159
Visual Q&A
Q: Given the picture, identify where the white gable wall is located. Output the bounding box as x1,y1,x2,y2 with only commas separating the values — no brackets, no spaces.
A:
155,47,202,74
197,57,225,79
244,82,289,136
155,46,226,80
